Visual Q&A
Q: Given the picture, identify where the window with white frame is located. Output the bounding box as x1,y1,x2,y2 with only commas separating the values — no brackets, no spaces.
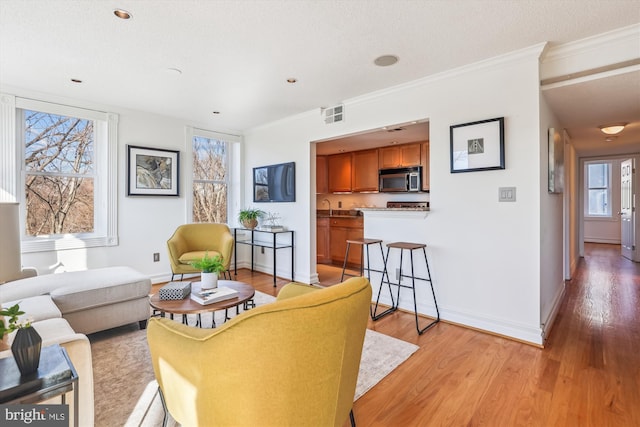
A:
0,94,118,252
586,161,612,217
192,134,229,223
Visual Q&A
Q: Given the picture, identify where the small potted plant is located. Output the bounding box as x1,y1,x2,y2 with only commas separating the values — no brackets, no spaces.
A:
239,208,265,229
0,303,42,375
190,252,225,289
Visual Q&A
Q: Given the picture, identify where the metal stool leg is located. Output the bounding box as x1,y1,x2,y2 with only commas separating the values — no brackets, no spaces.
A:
341,242,351,281
371,246,397,320
414,247,439,334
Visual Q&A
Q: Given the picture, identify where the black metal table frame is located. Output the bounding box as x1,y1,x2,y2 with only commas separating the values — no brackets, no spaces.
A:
1,346,79,427
233,228,294,286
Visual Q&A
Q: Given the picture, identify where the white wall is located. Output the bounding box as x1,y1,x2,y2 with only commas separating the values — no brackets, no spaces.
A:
538,94,565,340
244,44,548,344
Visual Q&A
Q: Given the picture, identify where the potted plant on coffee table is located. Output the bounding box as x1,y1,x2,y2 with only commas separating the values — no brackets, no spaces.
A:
239,208,265,229
190,252,225,289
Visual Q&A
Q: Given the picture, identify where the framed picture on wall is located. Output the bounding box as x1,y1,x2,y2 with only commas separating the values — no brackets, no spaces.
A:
548,127,564,193
127,145,180,196
450,117,505,173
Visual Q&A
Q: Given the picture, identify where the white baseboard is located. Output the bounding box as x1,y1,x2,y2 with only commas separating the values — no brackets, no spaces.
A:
540,282,566,343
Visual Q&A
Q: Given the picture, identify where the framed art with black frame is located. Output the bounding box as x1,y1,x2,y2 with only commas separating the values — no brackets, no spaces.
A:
450,117,505,173
127,145,180,196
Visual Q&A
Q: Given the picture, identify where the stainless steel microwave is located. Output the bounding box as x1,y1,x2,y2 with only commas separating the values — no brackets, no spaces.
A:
379,166,422,192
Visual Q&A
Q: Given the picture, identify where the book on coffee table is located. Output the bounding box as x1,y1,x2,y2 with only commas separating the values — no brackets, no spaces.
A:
190,286,239,305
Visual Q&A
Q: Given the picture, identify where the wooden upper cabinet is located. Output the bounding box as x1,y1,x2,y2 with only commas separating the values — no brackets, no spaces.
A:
316,155,328,194
352,149,379,192
328,153,352,192
379,143,421,168
421,142,429,191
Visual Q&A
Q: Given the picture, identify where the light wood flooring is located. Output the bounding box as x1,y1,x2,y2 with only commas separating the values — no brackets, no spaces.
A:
155,243,640,426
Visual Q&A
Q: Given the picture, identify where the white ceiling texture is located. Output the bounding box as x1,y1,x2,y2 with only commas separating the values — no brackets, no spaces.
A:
1,1,638,156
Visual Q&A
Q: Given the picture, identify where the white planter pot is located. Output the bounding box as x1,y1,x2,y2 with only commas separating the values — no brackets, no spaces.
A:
201,272,219,289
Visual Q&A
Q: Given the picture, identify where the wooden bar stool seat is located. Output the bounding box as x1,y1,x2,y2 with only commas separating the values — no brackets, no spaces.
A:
341,238,385,282
371,241,440,335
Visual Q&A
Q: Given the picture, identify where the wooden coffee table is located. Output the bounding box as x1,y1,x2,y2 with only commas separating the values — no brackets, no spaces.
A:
149,280,255,327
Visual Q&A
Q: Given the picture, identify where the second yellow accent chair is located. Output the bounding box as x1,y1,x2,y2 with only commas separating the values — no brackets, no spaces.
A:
166,223,234,280
147,276,372,427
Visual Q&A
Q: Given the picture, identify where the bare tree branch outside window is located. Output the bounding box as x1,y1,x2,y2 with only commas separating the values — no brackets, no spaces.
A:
24,110,94,235
192,136,227,223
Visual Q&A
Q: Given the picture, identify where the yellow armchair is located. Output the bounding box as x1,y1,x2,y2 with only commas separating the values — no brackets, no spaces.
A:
147,277,372,427
166,223,234,280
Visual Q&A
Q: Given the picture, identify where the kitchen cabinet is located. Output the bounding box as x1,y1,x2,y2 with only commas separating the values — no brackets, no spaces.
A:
329,217,364,266
316,217,331,263
421,142,429,191
352,149,378,192
378,143,421,168
328,153,352,192
316,155,328,194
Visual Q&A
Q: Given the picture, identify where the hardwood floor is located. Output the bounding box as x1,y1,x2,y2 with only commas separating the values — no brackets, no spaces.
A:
158,244,640,426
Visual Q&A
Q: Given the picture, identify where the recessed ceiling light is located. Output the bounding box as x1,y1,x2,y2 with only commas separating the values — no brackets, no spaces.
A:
374,55,399,67
113,9,132,20
599,123,626,135
212,111,220,115
166,68,182,76
286,78,297,83
70,78,82,83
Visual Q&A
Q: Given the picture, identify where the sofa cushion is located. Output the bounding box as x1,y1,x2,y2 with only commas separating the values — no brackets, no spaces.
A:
50,275,151,314
0,266,150,303
3,295,62,323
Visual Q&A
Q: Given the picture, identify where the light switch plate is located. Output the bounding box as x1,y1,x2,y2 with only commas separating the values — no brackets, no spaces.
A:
499,187,516,202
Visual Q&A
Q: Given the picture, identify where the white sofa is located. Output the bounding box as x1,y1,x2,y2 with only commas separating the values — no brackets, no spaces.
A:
1,266,152,427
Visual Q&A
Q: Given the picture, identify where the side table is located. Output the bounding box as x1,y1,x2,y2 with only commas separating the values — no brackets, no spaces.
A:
233,228,294,286
0,344,79,427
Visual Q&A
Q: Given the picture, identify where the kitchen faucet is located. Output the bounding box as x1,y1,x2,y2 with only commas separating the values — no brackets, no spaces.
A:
322,198,332,216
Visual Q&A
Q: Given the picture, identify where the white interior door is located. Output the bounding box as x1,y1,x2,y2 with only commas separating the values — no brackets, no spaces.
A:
620,159,634,260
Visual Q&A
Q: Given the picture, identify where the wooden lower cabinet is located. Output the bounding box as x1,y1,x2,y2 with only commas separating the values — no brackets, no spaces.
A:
316,217,331,263
329,217,363,268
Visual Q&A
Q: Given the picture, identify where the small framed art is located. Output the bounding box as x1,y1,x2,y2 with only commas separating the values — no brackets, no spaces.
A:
450,117,505,173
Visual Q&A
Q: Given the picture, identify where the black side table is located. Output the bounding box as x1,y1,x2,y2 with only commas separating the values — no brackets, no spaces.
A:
233,228,295,287
0,344,79,427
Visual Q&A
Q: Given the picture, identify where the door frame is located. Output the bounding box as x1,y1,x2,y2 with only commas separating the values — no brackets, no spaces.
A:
577,154,639,259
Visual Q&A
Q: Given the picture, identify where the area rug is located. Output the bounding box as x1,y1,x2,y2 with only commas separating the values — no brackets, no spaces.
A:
91,291,419,427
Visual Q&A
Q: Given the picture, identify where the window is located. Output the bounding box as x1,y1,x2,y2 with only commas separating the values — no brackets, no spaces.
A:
586,161,612,217
192,135,228,223
0,94,118,252
23,110,95,235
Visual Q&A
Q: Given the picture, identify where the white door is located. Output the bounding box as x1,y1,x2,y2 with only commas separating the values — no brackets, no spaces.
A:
621,159,634,260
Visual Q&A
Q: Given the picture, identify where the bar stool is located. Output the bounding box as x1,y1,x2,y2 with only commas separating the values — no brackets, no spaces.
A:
371,241,440,335
341,238,385,282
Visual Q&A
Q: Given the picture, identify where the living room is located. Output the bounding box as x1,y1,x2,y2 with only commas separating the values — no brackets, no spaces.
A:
1,1,640,426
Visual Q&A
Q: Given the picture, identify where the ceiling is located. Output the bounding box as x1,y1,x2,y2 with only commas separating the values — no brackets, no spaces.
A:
1,1,639,156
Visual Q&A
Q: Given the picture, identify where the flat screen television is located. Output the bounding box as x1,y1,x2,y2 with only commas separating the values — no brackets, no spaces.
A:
253,162,295,203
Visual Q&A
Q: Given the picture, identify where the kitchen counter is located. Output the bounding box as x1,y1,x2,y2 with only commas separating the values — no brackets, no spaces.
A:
316,209,363,218
358,207,430,212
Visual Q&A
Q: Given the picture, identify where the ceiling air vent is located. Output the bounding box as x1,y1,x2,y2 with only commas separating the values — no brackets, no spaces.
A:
323,104,344,124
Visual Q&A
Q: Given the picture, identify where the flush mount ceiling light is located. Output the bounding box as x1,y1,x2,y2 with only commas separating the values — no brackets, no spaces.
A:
286,78,297,83
374,55,399,67
599,123,626,135
70,78,82,83
212,111,220,115
113,9,132,20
